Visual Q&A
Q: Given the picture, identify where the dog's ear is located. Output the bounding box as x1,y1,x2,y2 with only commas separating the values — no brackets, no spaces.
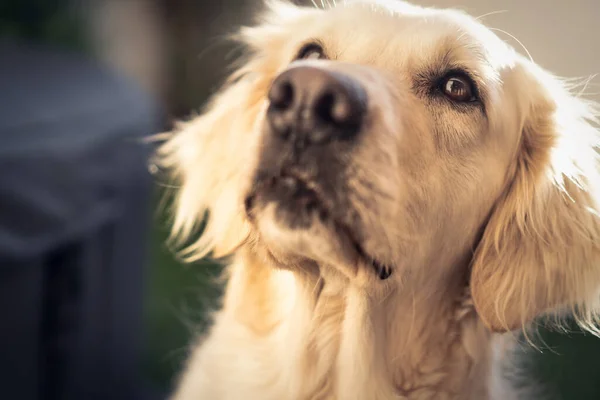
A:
155,1,318,260
470,59,600,333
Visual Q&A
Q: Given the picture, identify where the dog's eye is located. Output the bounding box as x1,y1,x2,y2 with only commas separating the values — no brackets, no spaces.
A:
296,43,326,60
440,74,477,102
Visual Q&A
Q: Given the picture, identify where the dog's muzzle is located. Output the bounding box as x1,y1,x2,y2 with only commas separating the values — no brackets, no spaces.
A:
245,65,391,281
248,65,369,227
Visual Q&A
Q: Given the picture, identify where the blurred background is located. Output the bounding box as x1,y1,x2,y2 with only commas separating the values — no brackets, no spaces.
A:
0,0,599,399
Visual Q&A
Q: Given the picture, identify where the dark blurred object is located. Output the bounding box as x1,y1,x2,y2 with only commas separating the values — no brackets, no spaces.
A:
0,0,87,51
0,40,160,400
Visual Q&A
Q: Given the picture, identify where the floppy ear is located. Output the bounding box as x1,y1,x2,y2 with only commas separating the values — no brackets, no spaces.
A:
155,1,318,260
470,59,600,333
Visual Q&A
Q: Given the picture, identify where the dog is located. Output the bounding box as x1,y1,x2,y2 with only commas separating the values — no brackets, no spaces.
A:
156,0,600,398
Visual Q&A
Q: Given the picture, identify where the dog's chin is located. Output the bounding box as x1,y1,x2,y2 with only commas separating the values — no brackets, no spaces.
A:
255,203,361,277
244,166,368,278
245,171,393,281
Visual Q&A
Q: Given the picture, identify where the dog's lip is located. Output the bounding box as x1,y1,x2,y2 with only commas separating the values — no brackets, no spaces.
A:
247,169,393,280
281,167,330,208
346,233,393,280
278,170,393,280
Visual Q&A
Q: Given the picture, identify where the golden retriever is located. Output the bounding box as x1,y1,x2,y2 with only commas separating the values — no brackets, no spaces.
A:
156,0,600,398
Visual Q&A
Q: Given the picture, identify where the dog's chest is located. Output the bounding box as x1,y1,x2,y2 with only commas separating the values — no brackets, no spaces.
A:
283,289,489,400
288,329,487,400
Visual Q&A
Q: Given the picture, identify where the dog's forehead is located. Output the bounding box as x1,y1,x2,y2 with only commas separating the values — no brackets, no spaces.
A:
308,2,514,73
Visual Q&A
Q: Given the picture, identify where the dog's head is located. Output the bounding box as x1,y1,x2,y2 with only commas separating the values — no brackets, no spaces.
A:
158,0,600,333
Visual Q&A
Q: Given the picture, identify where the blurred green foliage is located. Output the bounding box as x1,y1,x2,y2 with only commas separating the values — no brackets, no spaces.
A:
532,327,600,398
143,190,224,390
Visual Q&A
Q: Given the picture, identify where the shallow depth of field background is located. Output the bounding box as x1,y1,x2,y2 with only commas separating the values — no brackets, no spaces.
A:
2,0,600,398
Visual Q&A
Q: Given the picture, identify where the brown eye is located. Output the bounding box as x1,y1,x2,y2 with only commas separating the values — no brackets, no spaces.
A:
296,43,326,60
441,75,476,102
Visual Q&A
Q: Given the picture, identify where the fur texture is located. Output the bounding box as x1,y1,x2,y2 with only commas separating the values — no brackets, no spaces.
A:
156,1,600,399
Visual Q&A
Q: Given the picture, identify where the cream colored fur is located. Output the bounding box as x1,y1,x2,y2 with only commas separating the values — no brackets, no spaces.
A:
156,1,600,399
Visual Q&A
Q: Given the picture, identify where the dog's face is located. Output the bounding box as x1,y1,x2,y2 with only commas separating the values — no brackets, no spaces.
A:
245,2,521,286
160,0,600,333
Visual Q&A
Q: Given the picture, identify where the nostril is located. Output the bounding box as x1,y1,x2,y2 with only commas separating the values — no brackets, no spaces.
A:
269,80,295,111
315,91,337,125
314,88,362,130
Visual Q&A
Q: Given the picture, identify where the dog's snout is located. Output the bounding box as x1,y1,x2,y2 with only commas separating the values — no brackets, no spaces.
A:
267,66,367,145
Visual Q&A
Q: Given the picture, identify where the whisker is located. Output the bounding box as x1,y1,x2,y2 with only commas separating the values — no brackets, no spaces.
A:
156,181,181,189
312,276,324,297
475,9,508,21
573,74,599,98
489,27,534,63
566,74,598,97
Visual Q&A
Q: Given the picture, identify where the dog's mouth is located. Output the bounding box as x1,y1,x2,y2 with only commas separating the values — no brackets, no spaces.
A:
245,168,392,280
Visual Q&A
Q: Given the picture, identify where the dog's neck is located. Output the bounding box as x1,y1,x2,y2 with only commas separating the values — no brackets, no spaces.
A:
305,266,491,399
226,247,493,399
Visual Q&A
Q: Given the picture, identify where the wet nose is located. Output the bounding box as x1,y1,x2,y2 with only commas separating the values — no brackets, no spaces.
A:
267,65,367,145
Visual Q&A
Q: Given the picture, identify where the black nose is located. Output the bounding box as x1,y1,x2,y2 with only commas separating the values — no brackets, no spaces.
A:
267,66,367,145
